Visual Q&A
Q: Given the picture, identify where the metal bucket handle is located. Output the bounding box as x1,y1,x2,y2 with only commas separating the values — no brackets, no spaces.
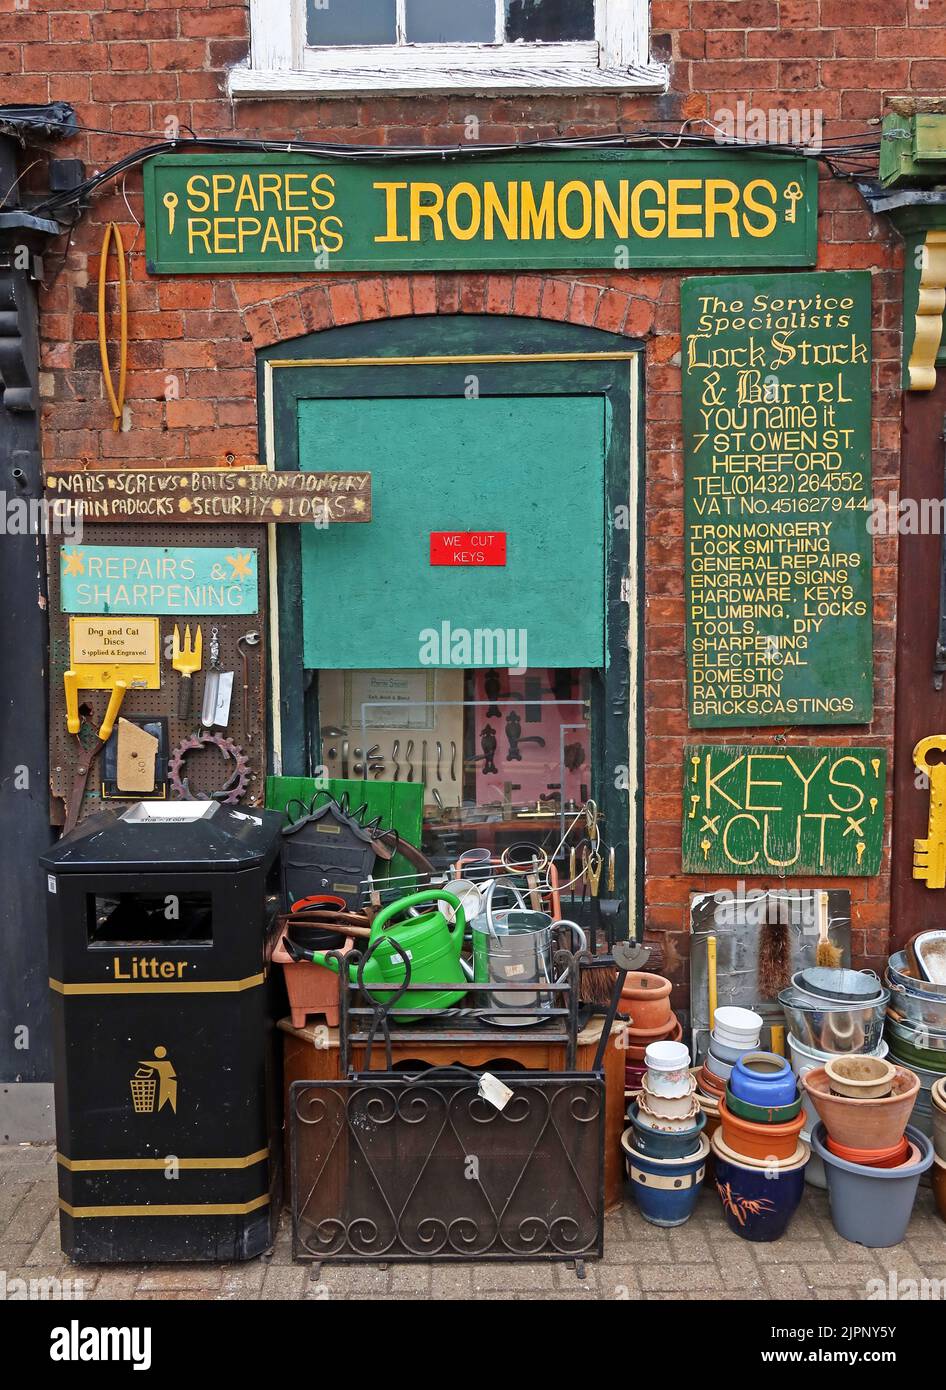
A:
483,876,533,939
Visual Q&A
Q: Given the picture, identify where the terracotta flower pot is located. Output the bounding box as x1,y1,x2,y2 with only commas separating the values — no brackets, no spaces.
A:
718,1096,807,1161
697,1065,726,1098
932,1077,946,1160
620,971,673,1031
824,1055,897,1100
801,1065,920,1150
624,1015,682,1046
272,931,352,1028
825,1134,912,1169
932,1155,946,1223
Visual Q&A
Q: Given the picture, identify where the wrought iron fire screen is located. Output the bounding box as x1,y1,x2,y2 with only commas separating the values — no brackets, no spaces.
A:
290,1070,605,1263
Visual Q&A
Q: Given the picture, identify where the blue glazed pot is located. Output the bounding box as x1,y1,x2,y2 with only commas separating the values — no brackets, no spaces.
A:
621,1130,709,1227
711,1132,809,1242
731,1052,797,1109
628,1103,706,1159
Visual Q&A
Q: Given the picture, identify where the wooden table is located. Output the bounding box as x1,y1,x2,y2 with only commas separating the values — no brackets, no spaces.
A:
279,1014,626,1212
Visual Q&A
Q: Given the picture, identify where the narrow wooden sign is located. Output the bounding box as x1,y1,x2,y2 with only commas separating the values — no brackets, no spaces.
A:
44,468,372,524
682,744,886,876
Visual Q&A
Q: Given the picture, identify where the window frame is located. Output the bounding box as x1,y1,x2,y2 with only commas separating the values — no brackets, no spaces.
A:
228,0,667,97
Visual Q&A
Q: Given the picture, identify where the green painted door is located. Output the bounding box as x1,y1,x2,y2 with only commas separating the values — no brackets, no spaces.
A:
298,394,606,669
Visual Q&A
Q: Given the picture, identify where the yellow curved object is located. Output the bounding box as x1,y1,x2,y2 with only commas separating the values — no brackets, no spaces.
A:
97,681,128,743
707,934,718,1032
97,222,128,432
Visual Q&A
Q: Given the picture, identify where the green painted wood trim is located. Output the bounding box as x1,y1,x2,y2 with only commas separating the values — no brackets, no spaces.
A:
259,315,642,935
265,775,423,884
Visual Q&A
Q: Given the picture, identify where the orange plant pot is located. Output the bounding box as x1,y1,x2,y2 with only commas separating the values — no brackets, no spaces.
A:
825,1134,912,1169
619,972,673,1031
272,933,352,1028
932,1156,946,1223
718,1097,807,1161
801,1066,920,1151
624,1015,681,1046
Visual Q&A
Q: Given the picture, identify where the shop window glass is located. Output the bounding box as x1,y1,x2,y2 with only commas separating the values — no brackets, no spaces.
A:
406,0,497,41
318,666,591,869
306,0,398,45
505,0,596,41
87,892,213,947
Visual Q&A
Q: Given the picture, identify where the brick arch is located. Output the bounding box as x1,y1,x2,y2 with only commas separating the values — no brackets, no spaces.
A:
240,271,664,354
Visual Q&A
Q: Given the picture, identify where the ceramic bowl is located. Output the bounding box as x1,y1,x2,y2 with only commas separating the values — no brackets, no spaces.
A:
639,1080,700,1121
623,1130,710,1227
730,1052,797,1109
712,1132,809,1241
824,1054,897,1100
719,1096,807,1161
724,1087,802,1126
697,1065,726,1098
713,1006,764,1049
704,1049,734,1083
708,1032,757,1065
628,1103,706,1159
645,1068,695,1099
644,1040,691,1073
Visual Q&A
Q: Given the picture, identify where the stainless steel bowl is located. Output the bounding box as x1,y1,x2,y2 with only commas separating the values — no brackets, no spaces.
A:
887,951,946,998
778,986,889,1054
791,967,884,1004
885,1012,946,1055
885,971,946,1032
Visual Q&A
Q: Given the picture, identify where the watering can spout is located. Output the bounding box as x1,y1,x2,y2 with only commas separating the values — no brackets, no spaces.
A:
308,950,340,974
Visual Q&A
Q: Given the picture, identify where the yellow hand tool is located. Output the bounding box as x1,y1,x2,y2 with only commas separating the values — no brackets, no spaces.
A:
62,675,128,833
172,624,203,720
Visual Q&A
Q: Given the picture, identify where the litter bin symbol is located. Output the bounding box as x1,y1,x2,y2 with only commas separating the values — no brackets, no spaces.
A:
129,1046,177,1115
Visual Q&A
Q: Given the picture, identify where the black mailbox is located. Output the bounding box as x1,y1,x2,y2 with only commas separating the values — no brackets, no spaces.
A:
40,801,285,1264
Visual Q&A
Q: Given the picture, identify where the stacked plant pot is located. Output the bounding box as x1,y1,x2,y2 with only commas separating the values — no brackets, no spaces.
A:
711,1051,809,1242
779,967,892,1188
933,1079,946,1223
622,1040,708,1227
884,949,946,1139
696,1005,763,1102
803,1057,934,1247
620,971,683,1092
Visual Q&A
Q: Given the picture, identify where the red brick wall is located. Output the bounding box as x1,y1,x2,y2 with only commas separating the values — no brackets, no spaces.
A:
6,0,930,990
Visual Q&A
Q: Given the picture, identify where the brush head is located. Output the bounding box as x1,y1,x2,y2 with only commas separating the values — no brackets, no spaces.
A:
815,938,844,969
758,921,792,999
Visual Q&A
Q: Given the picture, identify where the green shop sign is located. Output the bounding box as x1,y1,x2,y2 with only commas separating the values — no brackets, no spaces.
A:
682,270,874,728
143,150,818,274
682,744,886,876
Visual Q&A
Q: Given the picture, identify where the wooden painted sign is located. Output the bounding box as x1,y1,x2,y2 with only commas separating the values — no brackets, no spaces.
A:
682,745,886,875
143,150,818,274
682,271,874,727
60,545,259,615
45,468,371,524
430,532,507,566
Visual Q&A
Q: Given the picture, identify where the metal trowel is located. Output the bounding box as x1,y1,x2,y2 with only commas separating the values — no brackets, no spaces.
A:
200,626,234,729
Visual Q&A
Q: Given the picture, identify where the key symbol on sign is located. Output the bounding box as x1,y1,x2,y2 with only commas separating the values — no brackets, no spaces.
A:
689,794,699,819
783,182,803,224
913,735,946,888
163,191,178,235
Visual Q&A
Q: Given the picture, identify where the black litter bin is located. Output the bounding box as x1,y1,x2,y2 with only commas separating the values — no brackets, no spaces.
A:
40,801,285,1264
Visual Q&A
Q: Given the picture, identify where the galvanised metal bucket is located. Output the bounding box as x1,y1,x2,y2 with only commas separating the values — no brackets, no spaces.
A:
471,881,586,1025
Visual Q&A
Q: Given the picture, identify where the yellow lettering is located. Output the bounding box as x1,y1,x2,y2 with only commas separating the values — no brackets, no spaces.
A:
310,172,336,211
594,179,629,238
211,173,236,212
630,180,665,238
293,215,320,252
284,172,309,211
187,218,212,253
373,181,409,242
234,173,261,213
446,182,481,241
185,174,210,213
483,180,517,241
557,180,593,239
520,181,555,239
410,182,445,242
704,178,740,238
742,178,778,238
667,179,703,238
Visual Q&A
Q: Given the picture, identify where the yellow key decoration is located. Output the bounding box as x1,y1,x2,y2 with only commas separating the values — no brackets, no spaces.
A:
913,735,946,888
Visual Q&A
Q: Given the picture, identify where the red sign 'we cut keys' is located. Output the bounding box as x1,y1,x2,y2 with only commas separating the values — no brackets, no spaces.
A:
430,532,507,567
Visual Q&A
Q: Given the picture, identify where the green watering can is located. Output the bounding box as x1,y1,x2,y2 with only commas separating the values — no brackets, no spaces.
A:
308,888,468,1018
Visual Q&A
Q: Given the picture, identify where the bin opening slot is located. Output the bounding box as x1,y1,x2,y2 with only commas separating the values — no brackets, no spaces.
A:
87,891,213,946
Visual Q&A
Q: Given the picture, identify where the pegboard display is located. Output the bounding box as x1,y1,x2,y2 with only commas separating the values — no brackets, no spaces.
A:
48,522,269,826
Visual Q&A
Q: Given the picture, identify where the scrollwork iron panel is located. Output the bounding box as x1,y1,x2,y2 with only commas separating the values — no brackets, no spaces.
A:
290,1072,604,1263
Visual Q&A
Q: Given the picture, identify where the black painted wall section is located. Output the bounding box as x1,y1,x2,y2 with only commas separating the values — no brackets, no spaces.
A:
0,134,53,1086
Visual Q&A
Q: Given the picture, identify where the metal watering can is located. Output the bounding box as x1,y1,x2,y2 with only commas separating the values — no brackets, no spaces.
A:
470,879,587,1025
308,888,468,1018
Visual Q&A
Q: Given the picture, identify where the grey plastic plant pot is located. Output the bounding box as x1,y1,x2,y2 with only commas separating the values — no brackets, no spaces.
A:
811,1122,934,1248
